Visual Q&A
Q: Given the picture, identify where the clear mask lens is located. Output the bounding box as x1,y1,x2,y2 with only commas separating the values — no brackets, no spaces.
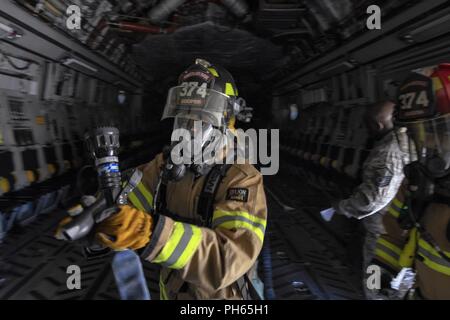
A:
172,117,215,159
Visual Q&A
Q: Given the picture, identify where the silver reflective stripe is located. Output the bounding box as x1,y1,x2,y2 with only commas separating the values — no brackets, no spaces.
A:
161,224,193,268
129,169,143,188
376,242,400,260
418,247,450,268
132,184,153,213
212,215,265,234
118,169,143,205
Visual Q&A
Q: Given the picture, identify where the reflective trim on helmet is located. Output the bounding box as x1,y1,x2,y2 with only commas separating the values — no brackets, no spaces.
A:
432,76,443,92
208,67,219,77
225,82,236,96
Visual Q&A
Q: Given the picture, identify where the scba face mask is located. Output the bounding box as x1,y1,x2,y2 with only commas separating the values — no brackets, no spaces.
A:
165,116,227,181
160,59,245,181
173,117,216,163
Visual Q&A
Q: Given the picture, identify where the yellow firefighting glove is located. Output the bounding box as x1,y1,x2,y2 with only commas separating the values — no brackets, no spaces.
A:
95,205,153,251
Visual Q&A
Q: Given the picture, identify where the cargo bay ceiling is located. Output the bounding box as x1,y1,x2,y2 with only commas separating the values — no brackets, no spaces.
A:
7,0,429,97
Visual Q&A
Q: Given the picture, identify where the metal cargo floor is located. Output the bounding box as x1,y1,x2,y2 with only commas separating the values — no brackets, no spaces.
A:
0,166,364,300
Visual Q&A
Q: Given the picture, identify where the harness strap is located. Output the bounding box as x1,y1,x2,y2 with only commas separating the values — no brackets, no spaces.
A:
197,164,232,226
155,162,261,300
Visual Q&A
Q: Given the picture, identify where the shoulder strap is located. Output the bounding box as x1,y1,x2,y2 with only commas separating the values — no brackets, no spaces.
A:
197,164,232,227
155,163,231,227
154,176,167,216
154,146,173,215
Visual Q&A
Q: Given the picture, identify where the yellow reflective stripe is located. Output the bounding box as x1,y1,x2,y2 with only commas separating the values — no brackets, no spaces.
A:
153,222,185,264
216,220,264,242
173,225,202,269
393,198,404,209
128,182,153,212
137,182,153,207
432,77,443,92
208,67,219,77
417,238,450,276
419,255,450,276
375,248,401,270
378,238,402,255
212,210,266,242
388,206,400,218
213,210,267,229
375,237,402,270
399,228,418,268
418,238,450,258
153,222,202,269
128,192,145,211
225,83,236,96
420,257,450,276
388,197,405,218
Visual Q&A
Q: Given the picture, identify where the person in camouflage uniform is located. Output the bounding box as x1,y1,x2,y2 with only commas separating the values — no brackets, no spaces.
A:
332,101,410,296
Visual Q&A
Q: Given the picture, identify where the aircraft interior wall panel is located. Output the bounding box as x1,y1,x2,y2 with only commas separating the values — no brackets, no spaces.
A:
279,66,377,184
0,8,146,197
1,1,142,86
38,101,66,176
0,82,48,190
39,62,71,174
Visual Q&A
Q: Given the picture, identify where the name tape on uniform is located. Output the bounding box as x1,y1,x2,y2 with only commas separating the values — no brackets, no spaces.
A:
226,188,249,202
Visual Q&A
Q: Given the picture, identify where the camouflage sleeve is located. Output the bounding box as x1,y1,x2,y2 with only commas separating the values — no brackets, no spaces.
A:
336,148,405,219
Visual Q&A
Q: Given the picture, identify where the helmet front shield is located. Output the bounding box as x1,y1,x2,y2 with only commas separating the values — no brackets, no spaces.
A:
399,114,450,176
162,85,231,127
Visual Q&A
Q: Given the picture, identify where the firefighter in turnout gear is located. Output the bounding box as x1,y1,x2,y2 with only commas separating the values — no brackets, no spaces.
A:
332,101,409,282
371,64,450,300
94,59,267,299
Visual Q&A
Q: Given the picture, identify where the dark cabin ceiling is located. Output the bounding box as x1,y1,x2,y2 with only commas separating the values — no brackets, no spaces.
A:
15,0,420,94
130,0,417,95
132,21,284,93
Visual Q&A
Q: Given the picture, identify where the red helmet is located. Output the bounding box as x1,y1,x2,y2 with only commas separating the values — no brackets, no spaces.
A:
396,63,450,122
